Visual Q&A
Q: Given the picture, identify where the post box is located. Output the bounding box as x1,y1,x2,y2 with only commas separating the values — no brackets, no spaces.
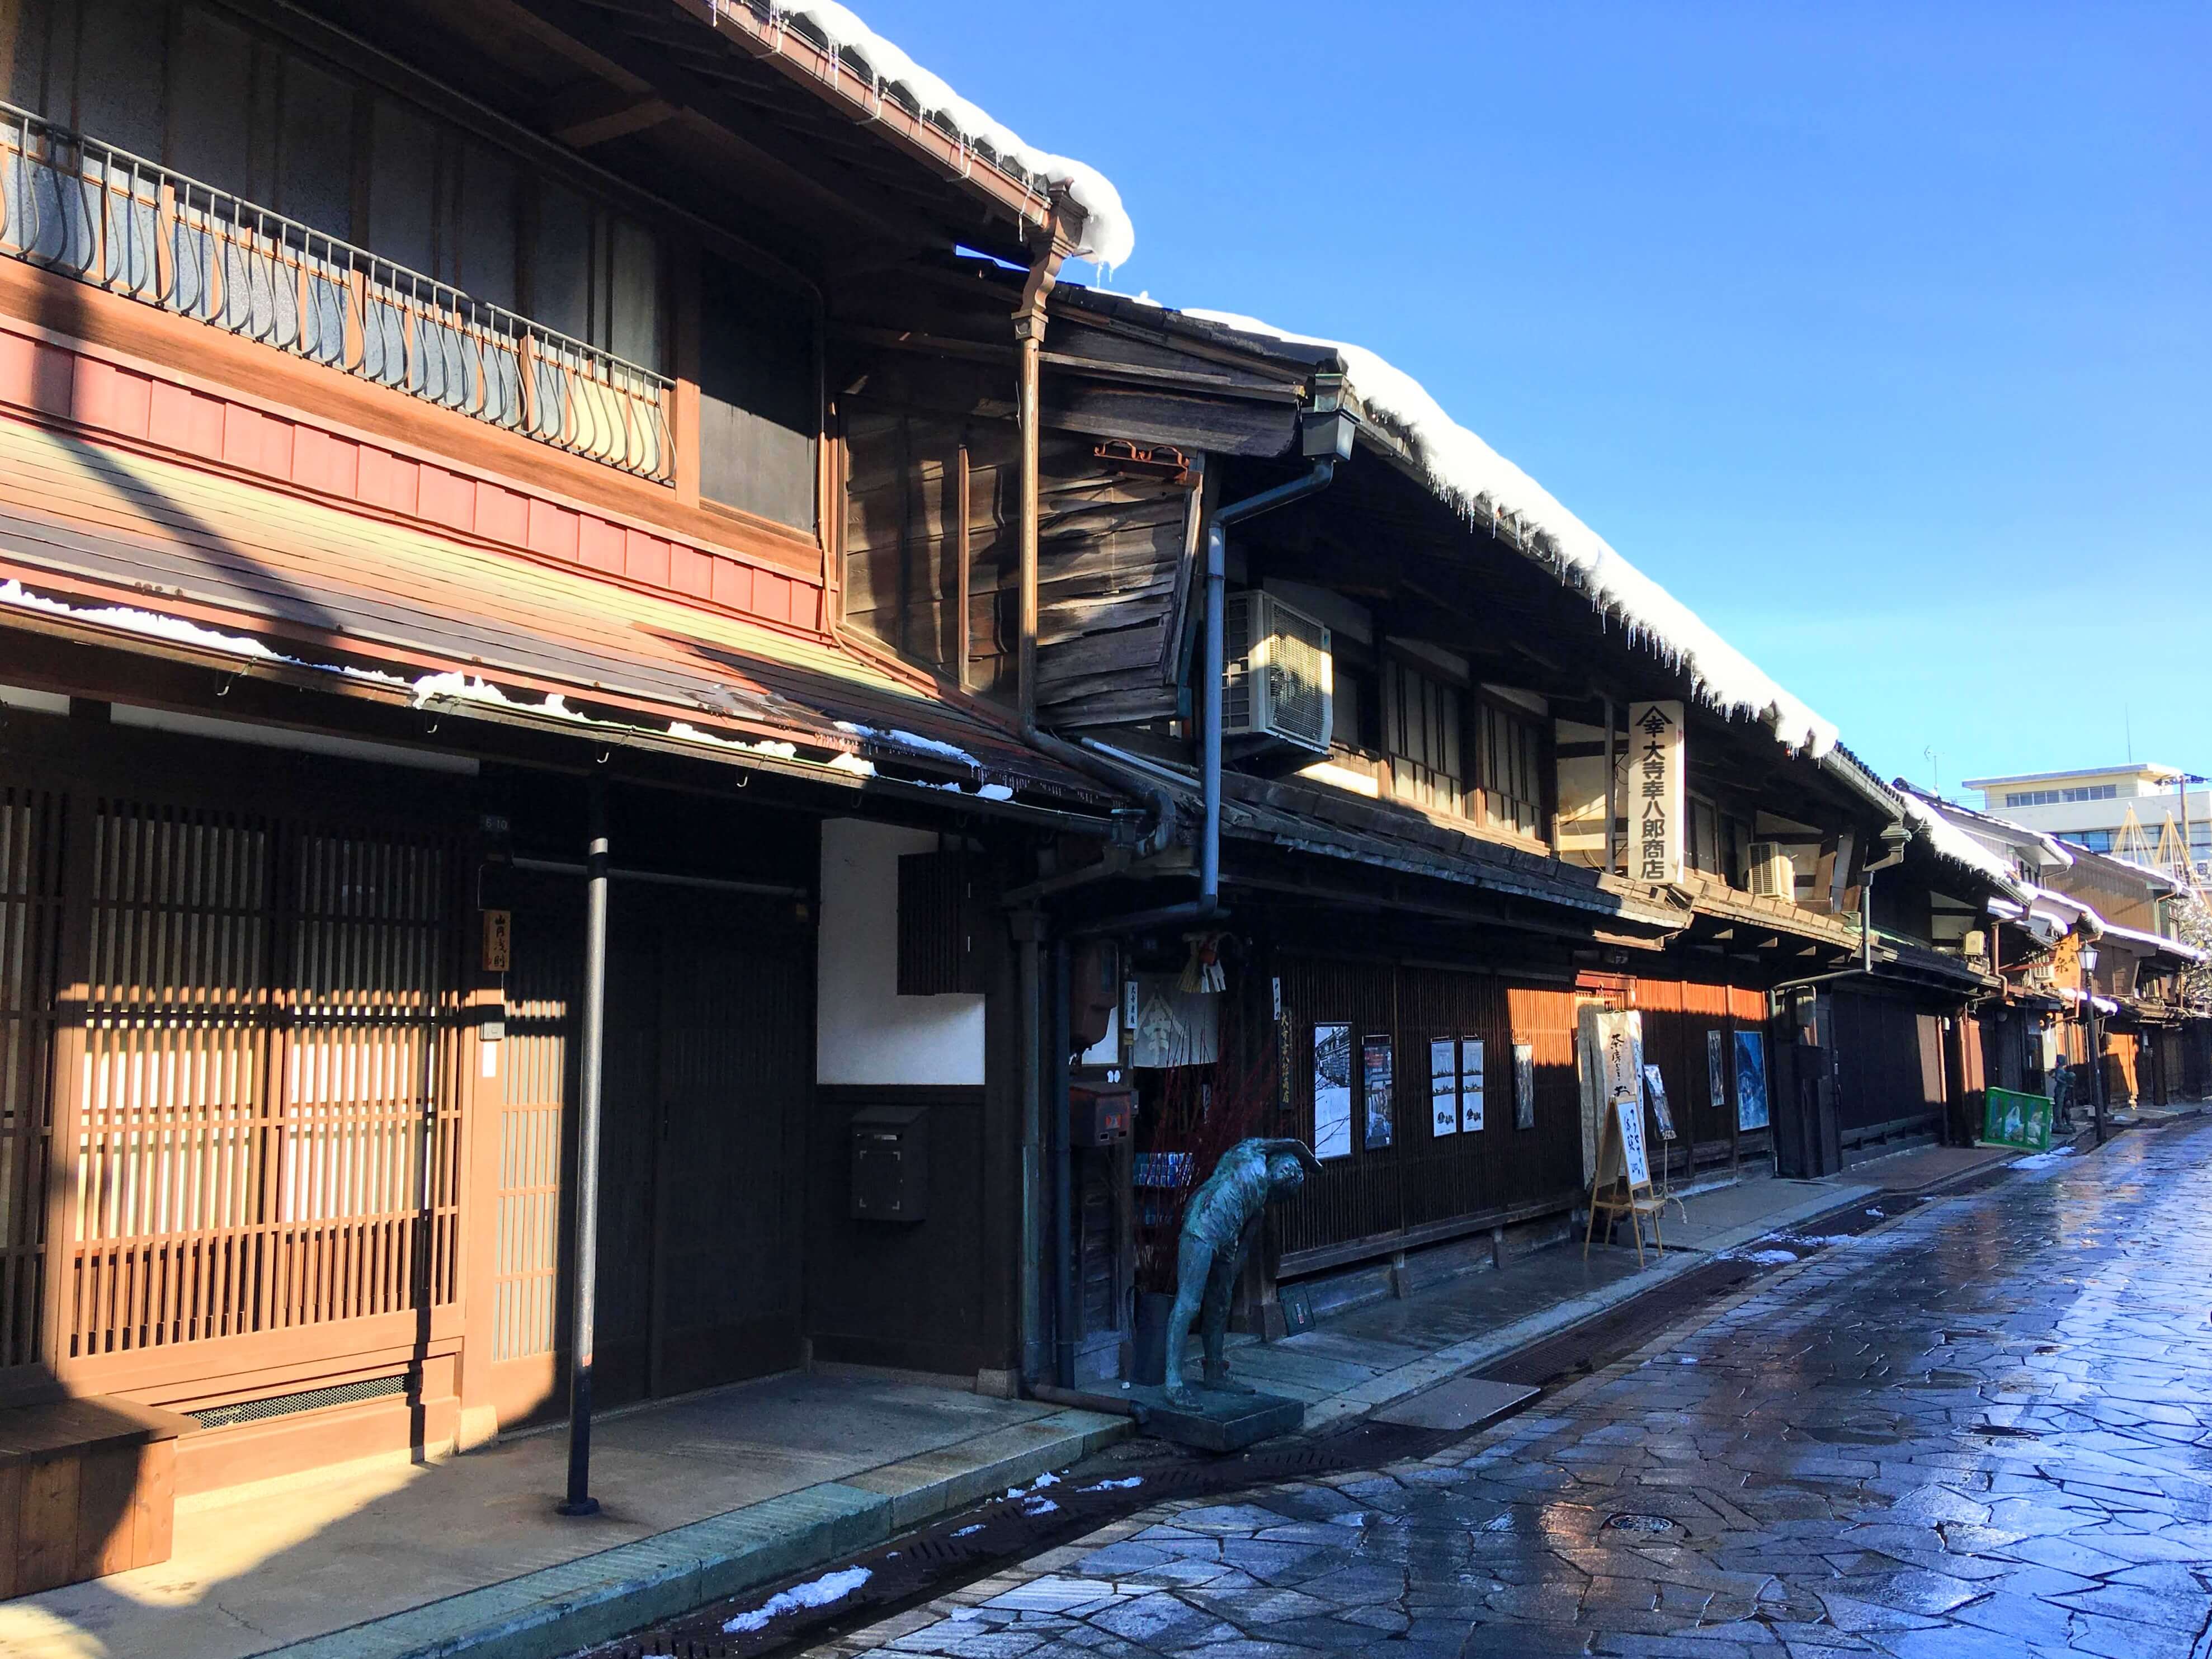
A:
850,1104,929,1221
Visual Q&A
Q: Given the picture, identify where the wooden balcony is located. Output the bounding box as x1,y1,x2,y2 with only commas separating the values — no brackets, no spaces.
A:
0,99,675,484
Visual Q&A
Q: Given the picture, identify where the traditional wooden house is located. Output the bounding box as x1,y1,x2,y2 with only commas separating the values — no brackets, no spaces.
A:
2039,844,2208,1106
0,0,1156,1563
1898,786,2211,1125
823,258,1925,1365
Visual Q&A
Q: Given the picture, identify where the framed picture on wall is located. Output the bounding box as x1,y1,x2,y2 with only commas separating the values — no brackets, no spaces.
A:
1735,1030,1770,1131
1461,1038,1485,1132
1363,1034,1394,1149
1707,1029,1727,1111
1430,1038,1459,1136
1513,1043,1535,1130
1314,1023,1353,1158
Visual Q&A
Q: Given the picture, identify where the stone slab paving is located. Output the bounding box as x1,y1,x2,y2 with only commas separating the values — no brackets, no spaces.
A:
801,1124,2212,1658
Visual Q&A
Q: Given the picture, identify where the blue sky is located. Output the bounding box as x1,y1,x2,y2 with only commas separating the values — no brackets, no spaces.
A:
857,1,2208,798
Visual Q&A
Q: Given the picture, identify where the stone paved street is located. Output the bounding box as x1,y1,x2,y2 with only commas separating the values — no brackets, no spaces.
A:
803,1123,2212,1658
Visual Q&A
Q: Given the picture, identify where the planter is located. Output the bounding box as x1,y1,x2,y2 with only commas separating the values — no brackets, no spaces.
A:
1129,1290,1176,1386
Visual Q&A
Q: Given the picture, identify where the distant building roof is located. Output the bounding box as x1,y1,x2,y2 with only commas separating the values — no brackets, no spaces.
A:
1964,762,2185,789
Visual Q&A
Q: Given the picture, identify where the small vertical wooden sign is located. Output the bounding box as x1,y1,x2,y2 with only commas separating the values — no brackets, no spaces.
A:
481,908,512,973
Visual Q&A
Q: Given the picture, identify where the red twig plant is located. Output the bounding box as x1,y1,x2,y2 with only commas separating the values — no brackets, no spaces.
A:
1132,990,1281,1296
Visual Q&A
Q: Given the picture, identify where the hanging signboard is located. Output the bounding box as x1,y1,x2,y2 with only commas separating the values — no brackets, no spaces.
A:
1513,1043,1536,1130
1314,1023,1353,1159
1734,1030,1770,1131
1461,1039,1485,1132
1363,1034,1395,1149
1627,700,1685,887
1430,1039,1459,1136
1130,975,1219,1068
1643,1063,1676,1141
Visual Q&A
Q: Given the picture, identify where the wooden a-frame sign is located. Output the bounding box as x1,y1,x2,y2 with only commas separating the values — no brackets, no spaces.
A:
1583,1090,1667,1266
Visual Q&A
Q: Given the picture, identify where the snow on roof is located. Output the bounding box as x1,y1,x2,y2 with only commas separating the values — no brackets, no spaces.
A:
769,4,1133,270
1899,793,2025,896
1176,309,1838,758
2094,917,2208,963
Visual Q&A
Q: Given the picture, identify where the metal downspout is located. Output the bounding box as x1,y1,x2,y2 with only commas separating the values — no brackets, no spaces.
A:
1051,940,1077,1389
1015,917,1046,1384
1766,825,1911,998
559,783,610,1517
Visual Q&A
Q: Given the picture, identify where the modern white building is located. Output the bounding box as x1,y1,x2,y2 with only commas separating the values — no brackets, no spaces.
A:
1964,763,2210,876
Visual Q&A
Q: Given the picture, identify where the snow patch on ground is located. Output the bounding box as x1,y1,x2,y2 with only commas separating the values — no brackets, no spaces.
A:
1735,1248,1799,1266
766,4,1133,270
1173,314,1838,757
2012,1146,2077,1172
952,1524,984,1538
1082,1477,1144,1492
721,1566,872,1634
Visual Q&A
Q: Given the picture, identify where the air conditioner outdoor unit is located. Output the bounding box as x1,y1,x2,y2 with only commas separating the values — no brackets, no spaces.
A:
1221,591,1332,754
1747,842,1795,900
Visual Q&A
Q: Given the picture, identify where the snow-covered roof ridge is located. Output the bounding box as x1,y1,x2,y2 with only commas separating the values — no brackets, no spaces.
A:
759,3,1133,270
1176,309,1839,759
1897,791,2027,898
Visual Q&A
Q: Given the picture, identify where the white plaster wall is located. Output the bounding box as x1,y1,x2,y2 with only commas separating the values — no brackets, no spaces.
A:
817,818,987,1086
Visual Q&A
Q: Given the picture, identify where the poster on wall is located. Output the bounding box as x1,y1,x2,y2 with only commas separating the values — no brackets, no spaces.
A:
1513,1043,1536,1130
1430,1039,1459,1136
1461,1038,1485,1132
1707,1029,1727,1110
1615,1094,1652,1187
1643,1064,1675,1140
1734,1030,1770,1131
1364,1034,1395,1149
1314,1024,1353,1158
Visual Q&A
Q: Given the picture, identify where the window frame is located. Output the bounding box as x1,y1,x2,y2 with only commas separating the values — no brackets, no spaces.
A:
1472,692,1546,843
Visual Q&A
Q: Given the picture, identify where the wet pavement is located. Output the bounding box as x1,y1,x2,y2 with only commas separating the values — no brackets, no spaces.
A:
799,1124,2212,1658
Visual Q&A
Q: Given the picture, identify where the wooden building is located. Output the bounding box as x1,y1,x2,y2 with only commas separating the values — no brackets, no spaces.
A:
0,0,1146,1548
819,265,1928,1361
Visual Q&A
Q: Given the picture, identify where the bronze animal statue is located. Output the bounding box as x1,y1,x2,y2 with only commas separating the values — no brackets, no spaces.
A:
1163,1137,1322,1406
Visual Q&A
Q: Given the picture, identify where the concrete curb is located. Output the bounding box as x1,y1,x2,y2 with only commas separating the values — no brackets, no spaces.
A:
258,1408,1127,1659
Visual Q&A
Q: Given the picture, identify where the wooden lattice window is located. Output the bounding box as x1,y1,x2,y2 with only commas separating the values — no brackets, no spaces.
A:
1477,699,1544,840
68,803,459,1361
1383,660,1463,818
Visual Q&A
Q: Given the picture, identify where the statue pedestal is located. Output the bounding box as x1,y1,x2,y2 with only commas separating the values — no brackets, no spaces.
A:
1122,1385,1303,1452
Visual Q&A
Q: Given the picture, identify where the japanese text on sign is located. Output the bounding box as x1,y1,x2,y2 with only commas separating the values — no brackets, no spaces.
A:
1626,700,1684,886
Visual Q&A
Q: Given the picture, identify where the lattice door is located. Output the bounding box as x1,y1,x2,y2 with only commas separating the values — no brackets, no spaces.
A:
67,800,460,1366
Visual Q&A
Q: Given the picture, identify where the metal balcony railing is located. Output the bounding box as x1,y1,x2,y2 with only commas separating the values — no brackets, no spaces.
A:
0,100,674,482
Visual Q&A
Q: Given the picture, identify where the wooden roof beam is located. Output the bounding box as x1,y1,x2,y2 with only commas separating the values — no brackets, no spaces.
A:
500,0,973,254
539,79,678,147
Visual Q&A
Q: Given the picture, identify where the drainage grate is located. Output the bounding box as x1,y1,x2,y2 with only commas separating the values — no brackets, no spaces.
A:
190,1371,411,1430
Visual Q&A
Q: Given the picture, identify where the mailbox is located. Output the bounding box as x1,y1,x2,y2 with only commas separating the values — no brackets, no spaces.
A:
851,1105,928,1221
1069,1083,1133,1148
